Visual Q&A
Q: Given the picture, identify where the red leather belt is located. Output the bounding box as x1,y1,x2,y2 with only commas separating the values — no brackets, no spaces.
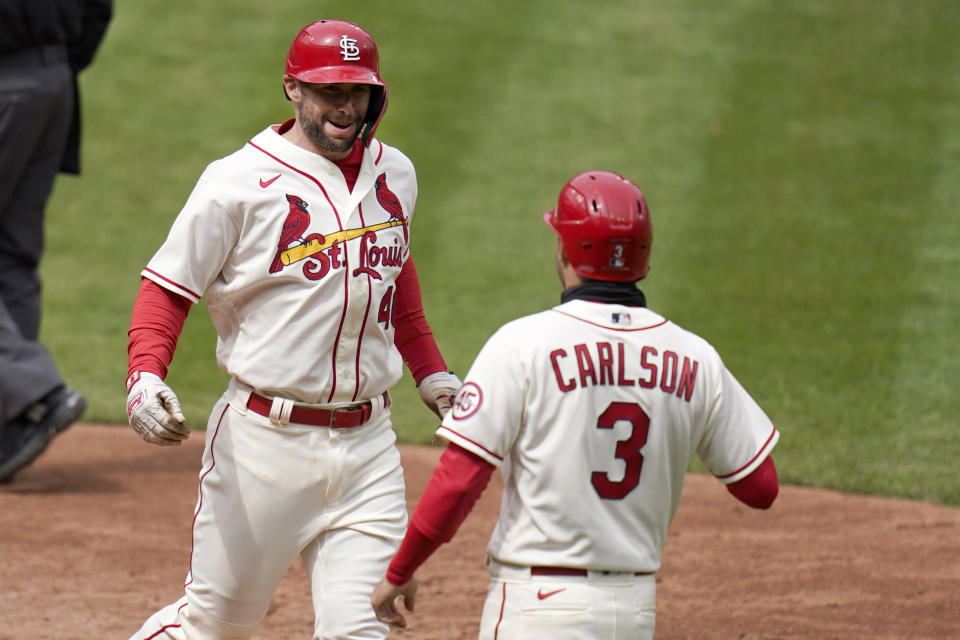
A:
530,566,654,577
246,392,388,428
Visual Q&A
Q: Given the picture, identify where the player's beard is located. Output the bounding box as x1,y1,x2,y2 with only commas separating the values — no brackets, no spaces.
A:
298,103,361,155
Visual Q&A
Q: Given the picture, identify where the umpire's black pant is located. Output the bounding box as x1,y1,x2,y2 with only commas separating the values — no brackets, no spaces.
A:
0,45,72,422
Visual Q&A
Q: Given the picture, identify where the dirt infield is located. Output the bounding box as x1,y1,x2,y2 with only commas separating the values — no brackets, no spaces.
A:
1,424,957,639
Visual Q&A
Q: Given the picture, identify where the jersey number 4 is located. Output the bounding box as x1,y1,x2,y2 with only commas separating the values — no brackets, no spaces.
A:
378,286,394,330
591,402,650,500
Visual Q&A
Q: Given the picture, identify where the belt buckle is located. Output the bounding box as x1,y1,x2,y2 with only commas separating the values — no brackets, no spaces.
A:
330,401,371,428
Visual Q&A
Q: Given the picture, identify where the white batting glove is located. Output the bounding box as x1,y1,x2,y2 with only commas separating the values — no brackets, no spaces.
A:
126,372,190,446
417,371,462,419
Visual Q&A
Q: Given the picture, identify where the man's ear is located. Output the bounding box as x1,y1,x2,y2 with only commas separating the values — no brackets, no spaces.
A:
282,76,301,102
557,240,573,268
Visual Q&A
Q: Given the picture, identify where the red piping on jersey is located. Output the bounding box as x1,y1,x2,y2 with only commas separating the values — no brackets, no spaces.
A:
351,278,373,402
247,141,345,230
551,309,669,332
327,253,351,402
374,139,384,164
351,202,371,402
437,427,504,462
494,582,507,640
715,428,778,480
143,268,201,301
186,404,229,588
357,200,367,232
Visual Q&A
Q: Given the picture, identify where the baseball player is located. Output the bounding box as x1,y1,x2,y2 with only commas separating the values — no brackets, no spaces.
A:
371,171,780,639
124,20,460,640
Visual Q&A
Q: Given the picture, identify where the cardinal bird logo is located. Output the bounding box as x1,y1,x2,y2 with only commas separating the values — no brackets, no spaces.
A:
269,194,312,273
374,173,408,242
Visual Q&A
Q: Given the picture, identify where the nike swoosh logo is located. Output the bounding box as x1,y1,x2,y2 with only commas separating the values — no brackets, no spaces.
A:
259,174,281,188
537,588,566,600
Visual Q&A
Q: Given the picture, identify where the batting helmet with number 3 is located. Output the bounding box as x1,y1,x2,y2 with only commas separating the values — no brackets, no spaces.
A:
284,20,388,146
543,170,653,282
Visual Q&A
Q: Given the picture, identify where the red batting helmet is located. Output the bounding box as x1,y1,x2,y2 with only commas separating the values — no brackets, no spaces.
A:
284,20,388,146
543,171,653,282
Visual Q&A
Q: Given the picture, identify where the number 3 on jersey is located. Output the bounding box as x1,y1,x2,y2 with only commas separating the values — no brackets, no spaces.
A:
591,402,650,500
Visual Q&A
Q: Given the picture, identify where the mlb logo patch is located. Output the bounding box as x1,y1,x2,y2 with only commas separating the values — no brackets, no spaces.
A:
611,312,632,325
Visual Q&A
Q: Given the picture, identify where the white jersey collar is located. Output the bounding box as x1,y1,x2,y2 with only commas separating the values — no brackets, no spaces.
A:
551,299,668,331
248,125,382,205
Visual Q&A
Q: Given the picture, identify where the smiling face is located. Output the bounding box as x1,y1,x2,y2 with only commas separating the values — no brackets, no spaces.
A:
282,78,371,160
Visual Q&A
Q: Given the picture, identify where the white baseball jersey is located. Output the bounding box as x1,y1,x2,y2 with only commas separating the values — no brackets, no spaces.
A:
437,298,779,573
142,125,415,403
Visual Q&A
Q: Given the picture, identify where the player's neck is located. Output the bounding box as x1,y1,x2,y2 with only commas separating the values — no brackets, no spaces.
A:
561,281,647,307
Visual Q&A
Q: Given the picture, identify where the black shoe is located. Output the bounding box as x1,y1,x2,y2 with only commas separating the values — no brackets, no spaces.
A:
0,386,86,483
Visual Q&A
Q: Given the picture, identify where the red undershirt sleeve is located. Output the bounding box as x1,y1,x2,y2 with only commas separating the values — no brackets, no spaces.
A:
725,456,779,509
127,278,192,381
392,257,447,383
386,443,495,585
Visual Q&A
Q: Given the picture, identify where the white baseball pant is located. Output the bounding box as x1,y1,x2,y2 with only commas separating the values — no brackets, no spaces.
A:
128,387,407,640
479,559,656,640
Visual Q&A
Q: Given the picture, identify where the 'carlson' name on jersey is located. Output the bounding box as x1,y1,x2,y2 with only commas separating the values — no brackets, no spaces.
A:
549,341,698,401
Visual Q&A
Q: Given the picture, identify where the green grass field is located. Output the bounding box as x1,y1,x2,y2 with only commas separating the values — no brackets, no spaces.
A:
39,0,959,505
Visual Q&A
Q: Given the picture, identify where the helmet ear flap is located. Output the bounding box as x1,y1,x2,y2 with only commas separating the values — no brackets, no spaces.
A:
361,85,388,147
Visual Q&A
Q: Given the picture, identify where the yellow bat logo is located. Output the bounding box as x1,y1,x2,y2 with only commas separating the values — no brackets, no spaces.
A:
280,219,407,266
